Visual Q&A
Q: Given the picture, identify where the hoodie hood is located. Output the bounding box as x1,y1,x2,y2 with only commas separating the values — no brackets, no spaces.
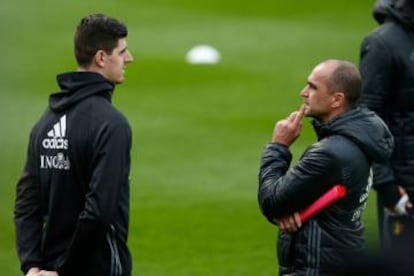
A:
373,0,393,23
373,0,414,29
312,107,394,164
49,72,114,112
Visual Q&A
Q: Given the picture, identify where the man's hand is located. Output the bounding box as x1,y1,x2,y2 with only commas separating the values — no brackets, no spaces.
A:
25,268,58,276
272,105,305,146
38,271,58,276
273,212,302,233
388,186,413,216
26,268,41,276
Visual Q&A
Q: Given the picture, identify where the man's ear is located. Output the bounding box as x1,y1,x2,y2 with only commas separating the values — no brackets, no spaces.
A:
331,92,345,108
94,50,106,68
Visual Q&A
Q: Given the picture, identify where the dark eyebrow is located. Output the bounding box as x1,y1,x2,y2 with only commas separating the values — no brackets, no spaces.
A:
307,80,317,89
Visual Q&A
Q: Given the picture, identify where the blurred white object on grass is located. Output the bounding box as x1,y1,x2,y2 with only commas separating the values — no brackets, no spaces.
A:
186,44,221,65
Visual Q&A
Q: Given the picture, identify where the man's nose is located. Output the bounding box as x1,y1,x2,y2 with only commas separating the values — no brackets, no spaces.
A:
126,50,133,63
300,88,307,97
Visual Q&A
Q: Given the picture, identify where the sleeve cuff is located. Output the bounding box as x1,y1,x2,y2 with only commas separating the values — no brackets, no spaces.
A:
376,183,401,208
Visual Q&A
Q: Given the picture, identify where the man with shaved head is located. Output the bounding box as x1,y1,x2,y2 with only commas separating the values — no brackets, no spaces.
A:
258,60,393,275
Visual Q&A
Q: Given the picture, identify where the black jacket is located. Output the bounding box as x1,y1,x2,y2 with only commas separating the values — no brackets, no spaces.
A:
258,108,393,275
14,72,132,275
359,0,414,205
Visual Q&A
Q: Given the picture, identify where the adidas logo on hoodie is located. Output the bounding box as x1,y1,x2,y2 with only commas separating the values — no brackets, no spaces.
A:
42,115,68,150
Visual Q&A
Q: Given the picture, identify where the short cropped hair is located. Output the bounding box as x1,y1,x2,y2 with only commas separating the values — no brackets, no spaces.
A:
325,60,362,108
74,14,128,67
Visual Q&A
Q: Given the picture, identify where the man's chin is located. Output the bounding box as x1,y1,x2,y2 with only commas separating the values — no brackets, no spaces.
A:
304,112,318,119
114,78,125,85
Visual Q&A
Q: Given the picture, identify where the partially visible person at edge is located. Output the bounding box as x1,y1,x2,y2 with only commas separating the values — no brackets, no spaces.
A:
359,0,414,256
14,14,134,276
258,59,393,275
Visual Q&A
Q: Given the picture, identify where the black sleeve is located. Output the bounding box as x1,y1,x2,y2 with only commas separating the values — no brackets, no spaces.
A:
258,143,337,221
58,120,131,274
359,33,394,116
14,131,43,274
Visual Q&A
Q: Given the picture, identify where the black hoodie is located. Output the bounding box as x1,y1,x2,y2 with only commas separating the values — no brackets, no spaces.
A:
15,72,132,275
360,0,414,206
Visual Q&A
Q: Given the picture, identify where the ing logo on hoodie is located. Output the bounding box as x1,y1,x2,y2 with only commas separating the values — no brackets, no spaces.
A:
40,115,70,170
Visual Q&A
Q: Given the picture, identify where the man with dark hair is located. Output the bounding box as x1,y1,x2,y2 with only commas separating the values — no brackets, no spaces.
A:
14,14,134,276
359,0,414,256
258,60,393,275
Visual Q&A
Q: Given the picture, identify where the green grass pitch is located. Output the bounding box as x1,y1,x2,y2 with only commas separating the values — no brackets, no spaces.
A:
0,0,379,274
